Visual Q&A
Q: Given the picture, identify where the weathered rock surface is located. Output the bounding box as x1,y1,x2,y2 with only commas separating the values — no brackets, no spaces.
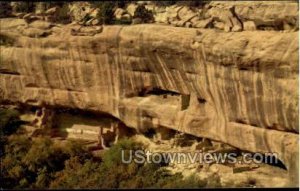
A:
148,1,298,31
0,3,298,186
133,133,291,188
6,1,298,31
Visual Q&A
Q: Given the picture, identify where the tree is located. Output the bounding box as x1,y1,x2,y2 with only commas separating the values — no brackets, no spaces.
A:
0,108,22,136
14,2,36,13
0,2,12,18
92,2,116,25
133,4,154,23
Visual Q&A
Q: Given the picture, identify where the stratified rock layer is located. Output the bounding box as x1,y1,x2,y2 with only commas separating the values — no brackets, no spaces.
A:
0,15,298,186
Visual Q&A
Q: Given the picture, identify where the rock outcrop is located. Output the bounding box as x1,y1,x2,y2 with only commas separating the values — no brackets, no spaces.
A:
150,1,298,31
0,1,298,187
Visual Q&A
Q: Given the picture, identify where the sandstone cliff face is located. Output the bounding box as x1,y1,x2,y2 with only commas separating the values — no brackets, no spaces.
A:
0,1,299,186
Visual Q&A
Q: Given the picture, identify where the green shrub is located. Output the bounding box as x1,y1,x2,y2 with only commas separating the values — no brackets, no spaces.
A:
56,4,71,24
0,33,15,46
169,174,207,188
0,108,22,135
1,135,32,188
176,1,206,7
133,4,154,23
153,1,176,6
15,2,36,13
50,156,101,189
91,1,132,25
0,2,12,18
113,18,132,25
102,138,143,168
2,134,207,189
64,140,93,162
93,2,116,25
1,135,92,189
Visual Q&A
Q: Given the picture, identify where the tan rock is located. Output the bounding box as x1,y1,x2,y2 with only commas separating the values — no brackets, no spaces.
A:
70,26,103,36
224,25,231,32
21,27,51,38
210,164,233,174
132,18,142,24
185,22,192,28
154,12,168,24
23,13,40,23
91,19,100,26
127,4,138,16
29,20,53,30
0,15,298,186
243,21,256,31
178,6,198,23
213,21,225,30
195,139,213,150
193,18,213,28
89,8,100,18
283,22,293,31
114,8,126,20
233,165,252,173
206,6,242,32
23,13,33,20
85,18,94,26
122,14,131,20
45,7,58,15
232,25,243,32
15,12,25,19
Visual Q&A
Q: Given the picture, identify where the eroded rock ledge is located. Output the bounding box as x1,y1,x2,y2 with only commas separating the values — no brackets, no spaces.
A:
0,15,298,186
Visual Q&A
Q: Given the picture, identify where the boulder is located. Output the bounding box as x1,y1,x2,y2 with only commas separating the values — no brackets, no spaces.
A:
132,18,142,25
45,15,56,23
122,14,131,20
209,164,233,174
89,8,100,18
70,26,103,36
195,138,213,150
232,25,243,32
229,8,243,31
175,20,185,27
193,18,214,28
45,7,58,16
114,8,127,20
23,13,34,20
15,12,26,19
29,20,54,30
127,3,138,16
35,2,47,15
23,13,39,23
283,22,294,31
233,165,252,173
114,8,132,22
21,28,51,38
185,22,192,28
213,21,225,30
85,18,94,26
178,6,198,23
207,6,243,32
154,12,168,24
224,25,231,32
243,21,256,31
91,19,100,26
